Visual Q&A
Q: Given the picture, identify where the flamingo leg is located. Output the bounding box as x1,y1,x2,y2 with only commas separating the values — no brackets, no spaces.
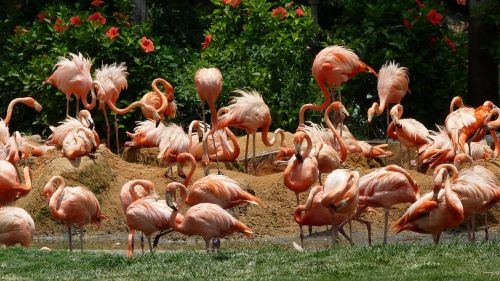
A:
68,225,73,252
337,222,352,244
329,208,339,245
153,229,174,249
354,217,372,246
201,102,206,129
102,108,111,150
385,107,390,144
484,212,489,241
399,142,403,166
204,239,210,253
253,133,257,175
147,236,153,253
75,96,80,115
114,114,120,154
80,226,84,252
244,134,249,173
432,233,441,244
348,218,353,246
383,208,389,245
66,98,70,117
407,148,411,169
308,225,313,236
471,215,476,241
141,232,145,253
296,193,304,248
127,228,135,257
213,133,222,175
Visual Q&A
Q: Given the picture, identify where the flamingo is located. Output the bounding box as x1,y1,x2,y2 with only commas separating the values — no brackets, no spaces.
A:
393,167,464,244
172,153,262,209
188,120,240,162
284,131,320,205
387,104,429,167
367,61,409,136
157,124,190,175
194,68,223,126
355,165,420,244
124,120,166,148
43,52,96,116
437,158,500,241
201,89,282,175
124,181,176,257
484,107,500,158
0,162,31,206
61,127,98,160
321,169,360,245
94,63,160,153
46,110,97,146
0,206,35,247
165,190,253,252
334,124,394,159
140,78,176,120
43,176,106,251
299,45,377,129
1,97,43,127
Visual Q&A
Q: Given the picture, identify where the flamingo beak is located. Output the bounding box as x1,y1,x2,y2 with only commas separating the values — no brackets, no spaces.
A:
34,102,43,112
341,106,349,117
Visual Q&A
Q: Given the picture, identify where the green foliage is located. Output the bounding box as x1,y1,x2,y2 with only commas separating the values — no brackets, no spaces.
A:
322,0,467,138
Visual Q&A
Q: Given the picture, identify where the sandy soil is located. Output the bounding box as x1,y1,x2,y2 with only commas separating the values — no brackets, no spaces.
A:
12,132,500,248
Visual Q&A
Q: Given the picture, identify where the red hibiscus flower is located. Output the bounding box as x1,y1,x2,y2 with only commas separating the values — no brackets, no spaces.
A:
295,7,305,17
91,0,104,7
53,18,68,33
415,0,424,8
106,27,119,39
140,37,154,53
70,16,82,26
37,11,48,22
272,6,287,19
202,34,212,49
402,18,412,29
443,35,456,52
223,0,241,6
426,9,443,26
88,12,106,25
429,35,439,45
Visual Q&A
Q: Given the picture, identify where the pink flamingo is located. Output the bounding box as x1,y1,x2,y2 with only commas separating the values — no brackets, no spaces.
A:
140,78,176,120
355,165,420,244
188,120,240,162
367,61,409,132
61,127,98,160
0,162,31,206
157,124,190,175
0,207,35,247
125,120,165,148
165,190,253,252
438,157,500,240
484,107,500,158
393,167,464,243
2,97,43,127
124,182,176,257
202,89,282,175
43,52,96,116
300,45,377,129
194,68,223,126
46,110,97,146
43,176,106,251
320,169,360,245
172,153,262,209
387,104,429,167
120,179,157,212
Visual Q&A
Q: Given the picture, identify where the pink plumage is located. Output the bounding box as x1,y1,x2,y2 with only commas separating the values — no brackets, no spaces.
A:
0,206,35,247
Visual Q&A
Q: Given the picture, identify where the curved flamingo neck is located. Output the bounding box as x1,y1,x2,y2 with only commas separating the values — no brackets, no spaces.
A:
435,163,459,181
208,100,219,125
261,124,279,147
450,96,464,113
152,78,172,115
221,128,240,158
298,85,331,130
20,167,32,192
298,132,313,159
188,120,202,149
182,154,196,187
4,98,34,125
444,176,464,220
106,100,145,115
385,165,419,198
48,177,67,220
128,180,154,201
324,104,348,162
293,205,306,224
491,129,500,158
81,87,96,110
390,104,403,122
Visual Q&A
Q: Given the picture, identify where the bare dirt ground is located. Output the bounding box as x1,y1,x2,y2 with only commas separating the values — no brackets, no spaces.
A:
13,132,500,250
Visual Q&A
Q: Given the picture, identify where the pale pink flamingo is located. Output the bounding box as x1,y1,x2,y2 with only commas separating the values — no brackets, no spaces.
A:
355,165,420,244
0,206,35,247
334,124,394,159
157,124,190,175
140,78,176,120
43,52,96,116
0,162,31,206
321,169,360,245
194,68,223,126
187,120,240,162
393,167,464,243
484,107,500,158
43,176,106,251
61,127,98,160
172,153,262,209
367,61,409,135
300,45,377,129
166,191,253,252
46,110,97,146
124,120,166,148
438,157,500,241
202,89,283,175
387,104,429,167
2,97,43,127
124,182,176,257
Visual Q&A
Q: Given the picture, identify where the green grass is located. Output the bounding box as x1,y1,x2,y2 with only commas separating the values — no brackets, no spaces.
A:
1,242,500,280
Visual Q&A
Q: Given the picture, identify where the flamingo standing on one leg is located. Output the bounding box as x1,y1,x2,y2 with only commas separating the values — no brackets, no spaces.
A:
140,78,176,120
43,52,96,116
367,61,409,139
202,89,283,175
165,190,253,253
194,68,223,126
300,45,377,130
0,207,35,247
393,167,464,244
0,162,32,206
387,104,429,168
43,176,106,252
354,165,420,245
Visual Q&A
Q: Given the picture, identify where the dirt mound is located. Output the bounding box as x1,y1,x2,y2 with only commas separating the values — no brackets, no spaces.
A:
12,132,500,242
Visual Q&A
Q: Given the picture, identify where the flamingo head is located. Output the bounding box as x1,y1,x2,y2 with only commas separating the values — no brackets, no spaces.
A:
78,110,94,130
165,191,178,211
367,102,378,123
42,176,63,200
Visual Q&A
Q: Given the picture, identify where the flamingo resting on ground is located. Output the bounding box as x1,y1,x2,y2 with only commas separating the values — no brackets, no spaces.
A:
387,104,429,167
0,206,35,247
140,78,176,120
354,165,420,245
166,189,253,253
367,61,409,137
43,52,96,116
0,162,31,206
46,110,97,146
43,176,106,252
393,167,464,244
202,89,282,175
299,45,377,129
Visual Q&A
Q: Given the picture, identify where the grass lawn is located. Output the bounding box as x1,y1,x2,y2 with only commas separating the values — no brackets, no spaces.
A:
1,241,499,280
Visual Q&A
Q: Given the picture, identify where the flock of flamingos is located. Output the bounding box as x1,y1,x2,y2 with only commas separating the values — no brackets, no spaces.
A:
0,45,499,256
